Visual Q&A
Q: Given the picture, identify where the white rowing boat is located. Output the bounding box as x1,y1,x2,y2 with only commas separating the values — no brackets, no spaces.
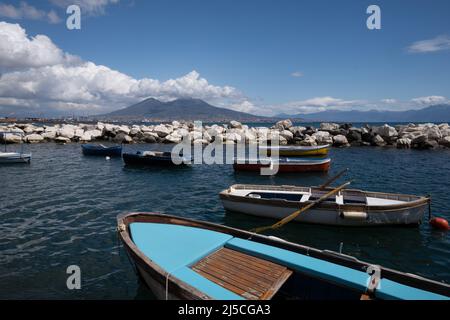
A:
219,184,429,227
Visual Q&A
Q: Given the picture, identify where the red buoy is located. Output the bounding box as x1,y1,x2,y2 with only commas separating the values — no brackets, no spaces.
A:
430,217,450,231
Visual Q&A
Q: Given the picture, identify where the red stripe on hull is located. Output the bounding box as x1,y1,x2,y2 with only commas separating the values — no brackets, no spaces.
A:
233,161,330,173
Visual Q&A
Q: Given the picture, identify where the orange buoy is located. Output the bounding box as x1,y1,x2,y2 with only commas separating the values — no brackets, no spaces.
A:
430,217,449,231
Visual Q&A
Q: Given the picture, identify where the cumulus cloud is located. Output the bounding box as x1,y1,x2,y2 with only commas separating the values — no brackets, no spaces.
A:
408,35,450,53
0,22,240,114
49,0,120,15
0,2,61,24
0,22,78,71
411,95,448,105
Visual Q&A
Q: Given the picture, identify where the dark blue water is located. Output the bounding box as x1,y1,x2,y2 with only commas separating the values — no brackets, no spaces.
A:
0,143,449,299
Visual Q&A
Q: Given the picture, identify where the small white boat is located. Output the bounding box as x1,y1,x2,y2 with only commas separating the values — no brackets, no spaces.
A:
0,152,32,164
219,184,430,227
0,132,31,164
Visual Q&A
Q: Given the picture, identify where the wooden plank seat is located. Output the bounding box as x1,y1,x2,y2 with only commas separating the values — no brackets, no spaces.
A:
191,247,293,300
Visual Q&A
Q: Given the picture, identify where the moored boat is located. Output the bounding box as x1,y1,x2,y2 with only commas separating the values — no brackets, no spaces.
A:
117,212,450,300
259,144,330,157
219,184,430,227
0,152,32,164
122,151,191,166
0,132,31,164
81,144,122,157
233,157,331,173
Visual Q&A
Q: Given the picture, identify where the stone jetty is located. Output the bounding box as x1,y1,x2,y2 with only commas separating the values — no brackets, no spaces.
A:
1,119,450,150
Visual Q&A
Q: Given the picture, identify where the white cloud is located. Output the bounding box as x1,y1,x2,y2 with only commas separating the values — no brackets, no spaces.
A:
0,22,78,71
411,95,448,105
381,98,397,104
408,35,450,53
0,22,240,114
49,0,120,15
0,2,61,24
291,71,303,77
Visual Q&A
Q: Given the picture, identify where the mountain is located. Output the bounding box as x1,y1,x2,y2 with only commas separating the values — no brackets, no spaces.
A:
98,98,269,122
276,104,450,123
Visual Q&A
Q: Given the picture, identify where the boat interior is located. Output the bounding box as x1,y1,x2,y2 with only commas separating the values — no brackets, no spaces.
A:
228,185,422,206
127,220,446,300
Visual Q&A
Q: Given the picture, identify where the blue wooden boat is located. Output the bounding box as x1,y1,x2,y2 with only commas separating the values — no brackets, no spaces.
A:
81,144,122,157
117,212,450,300
122,151,191,166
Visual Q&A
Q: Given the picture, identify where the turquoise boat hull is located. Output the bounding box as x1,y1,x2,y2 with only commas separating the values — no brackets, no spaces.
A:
117,212,450,300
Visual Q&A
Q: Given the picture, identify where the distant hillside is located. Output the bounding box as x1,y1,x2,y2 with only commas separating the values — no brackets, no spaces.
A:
277,104,450,122
98,98,269,122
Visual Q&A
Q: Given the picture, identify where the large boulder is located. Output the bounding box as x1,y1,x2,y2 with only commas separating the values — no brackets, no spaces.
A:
58,125,75,139
332,134,349,147
113,133,133,144
273,119,293,130
116,125,130,135
439,136,450,148
164,134,182,144
372,134,386,147
313,131,333,145
297,135,317,146
320,123,340,133
425,126,442,141
41,131,57,140
86,129,102,139
142,132,158,143
153,125,171,138
0,132,22,143
289,126,306,136
396,138,411,149
55,136,71,144
374,124,398,142
23,125,37,134
25,134,44,143
229,120,242,129
279,130,294,141
74,128,85,140
346,129,362,143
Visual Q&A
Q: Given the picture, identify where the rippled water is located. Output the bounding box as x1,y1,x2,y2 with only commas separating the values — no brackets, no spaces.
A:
0,143,449,299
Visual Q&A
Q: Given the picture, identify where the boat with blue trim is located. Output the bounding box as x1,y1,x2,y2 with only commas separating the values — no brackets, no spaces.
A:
81,144,122,157
117,212,450,300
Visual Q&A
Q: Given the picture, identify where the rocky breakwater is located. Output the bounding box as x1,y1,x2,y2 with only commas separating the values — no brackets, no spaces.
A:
1,120,450,150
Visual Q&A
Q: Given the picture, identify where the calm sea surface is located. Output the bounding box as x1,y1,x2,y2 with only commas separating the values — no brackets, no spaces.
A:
0,142,449,299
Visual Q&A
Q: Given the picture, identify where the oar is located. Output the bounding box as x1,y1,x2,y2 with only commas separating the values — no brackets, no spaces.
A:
319,168,349,190
251,181,352,234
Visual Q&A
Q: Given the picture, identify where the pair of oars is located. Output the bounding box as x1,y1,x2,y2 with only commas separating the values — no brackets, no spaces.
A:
251,168,350,234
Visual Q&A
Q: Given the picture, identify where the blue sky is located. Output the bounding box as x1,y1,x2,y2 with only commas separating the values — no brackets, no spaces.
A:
0,0,449,116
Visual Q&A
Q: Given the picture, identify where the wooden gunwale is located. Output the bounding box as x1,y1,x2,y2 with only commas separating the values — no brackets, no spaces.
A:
117,212,450,298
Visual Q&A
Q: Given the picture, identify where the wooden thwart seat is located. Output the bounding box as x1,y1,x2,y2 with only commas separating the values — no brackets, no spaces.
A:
191,247,293,300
